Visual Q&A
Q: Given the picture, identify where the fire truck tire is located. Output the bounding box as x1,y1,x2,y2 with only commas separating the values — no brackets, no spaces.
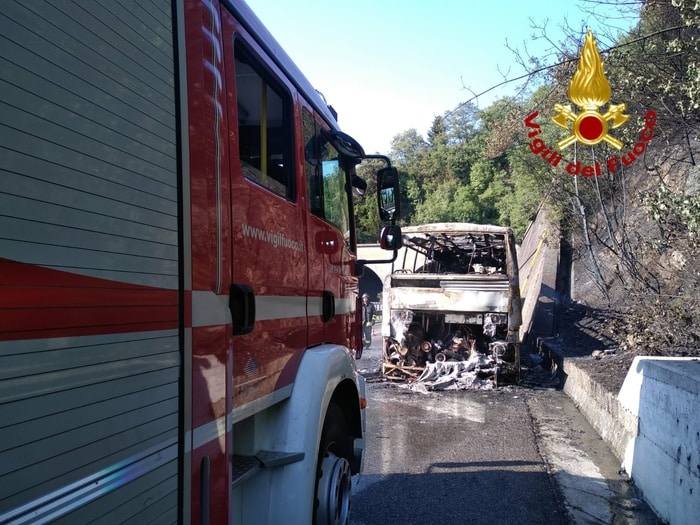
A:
314,402,353,525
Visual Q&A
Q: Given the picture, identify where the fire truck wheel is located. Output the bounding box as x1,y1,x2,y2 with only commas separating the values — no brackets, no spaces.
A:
314,402,352,525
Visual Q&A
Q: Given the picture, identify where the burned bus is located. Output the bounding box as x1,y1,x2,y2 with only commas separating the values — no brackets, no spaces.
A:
381,223,522,388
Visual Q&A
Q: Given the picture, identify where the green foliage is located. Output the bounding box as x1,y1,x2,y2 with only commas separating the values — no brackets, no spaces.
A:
376,99,549,241
642,185,700,247
605,0,700,128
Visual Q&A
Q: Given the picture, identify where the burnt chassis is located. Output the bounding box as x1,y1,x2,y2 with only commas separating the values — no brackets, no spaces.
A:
381,224,522,386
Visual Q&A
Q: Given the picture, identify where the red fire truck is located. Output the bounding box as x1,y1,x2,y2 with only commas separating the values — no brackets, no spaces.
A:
0,1,401,523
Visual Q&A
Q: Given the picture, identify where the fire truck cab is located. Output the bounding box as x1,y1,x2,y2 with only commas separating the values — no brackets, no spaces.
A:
0,1,400,524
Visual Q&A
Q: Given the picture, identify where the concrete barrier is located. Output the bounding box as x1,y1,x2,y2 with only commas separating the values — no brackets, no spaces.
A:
540,347,700,525
523,208,700,524
543,344,638,462
618,357,700,525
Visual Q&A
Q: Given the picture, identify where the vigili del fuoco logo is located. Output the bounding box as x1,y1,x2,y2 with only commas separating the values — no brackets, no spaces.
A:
524,30,657,176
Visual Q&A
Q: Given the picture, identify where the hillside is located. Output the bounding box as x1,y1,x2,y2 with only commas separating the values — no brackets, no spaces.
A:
563,130,700,361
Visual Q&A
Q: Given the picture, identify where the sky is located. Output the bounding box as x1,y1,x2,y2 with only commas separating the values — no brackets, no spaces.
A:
245,0,639,155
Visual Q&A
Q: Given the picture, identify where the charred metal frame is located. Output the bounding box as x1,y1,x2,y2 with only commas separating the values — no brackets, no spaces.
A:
381,223,522,387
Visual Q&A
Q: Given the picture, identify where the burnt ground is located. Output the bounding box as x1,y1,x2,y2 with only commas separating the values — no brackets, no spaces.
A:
562,303,638,394
517,212,675,396
522,301,641,395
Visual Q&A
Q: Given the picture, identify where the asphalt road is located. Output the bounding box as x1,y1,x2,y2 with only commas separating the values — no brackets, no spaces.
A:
350,339,659,525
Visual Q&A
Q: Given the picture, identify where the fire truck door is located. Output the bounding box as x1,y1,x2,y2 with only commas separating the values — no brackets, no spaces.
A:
225,33,308,409
302,108,357,349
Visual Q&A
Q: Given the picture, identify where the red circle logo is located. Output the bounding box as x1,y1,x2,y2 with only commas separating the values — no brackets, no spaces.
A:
579,115,604,141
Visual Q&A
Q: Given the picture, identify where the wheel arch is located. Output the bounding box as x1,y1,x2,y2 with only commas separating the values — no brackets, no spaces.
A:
328,377,365,472
263,344,365,523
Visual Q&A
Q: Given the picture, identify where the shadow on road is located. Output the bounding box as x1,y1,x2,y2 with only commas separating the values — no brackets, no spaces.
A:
351,466,569,525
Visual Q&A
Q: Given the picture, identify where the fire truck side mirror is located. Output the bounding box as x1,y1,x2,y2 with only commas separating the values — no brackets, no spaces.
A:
380,225,403,251
377,166,400,222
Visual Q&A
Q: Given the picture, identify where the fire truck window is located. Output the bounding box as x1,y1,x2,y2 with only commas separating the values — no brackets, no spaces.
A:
302,109,324,217
234,44,293,200
322,153,351,242
302,110,351,242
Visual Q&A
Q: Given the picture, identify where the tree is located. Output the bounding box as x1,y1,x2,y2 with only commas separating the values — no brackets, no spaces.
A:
389,129,427,166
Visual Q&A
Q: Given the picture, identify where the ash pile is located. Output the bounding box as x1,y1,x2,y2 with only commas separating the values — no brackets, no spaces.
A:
382,311,517,391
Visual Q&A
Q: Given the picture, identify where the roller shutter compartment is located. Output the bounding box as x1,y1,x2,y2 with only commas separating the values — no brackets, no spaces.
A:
0,1,181,523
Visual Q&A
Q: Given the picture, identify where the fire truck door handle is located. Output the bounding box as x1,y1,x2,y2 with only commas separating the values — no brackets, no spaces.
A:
322,290,335,323
230,284,255,335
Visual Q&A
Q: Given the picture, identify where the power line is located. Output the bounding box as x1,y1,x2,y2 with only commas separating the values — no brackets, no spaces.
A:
443,24,687,120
